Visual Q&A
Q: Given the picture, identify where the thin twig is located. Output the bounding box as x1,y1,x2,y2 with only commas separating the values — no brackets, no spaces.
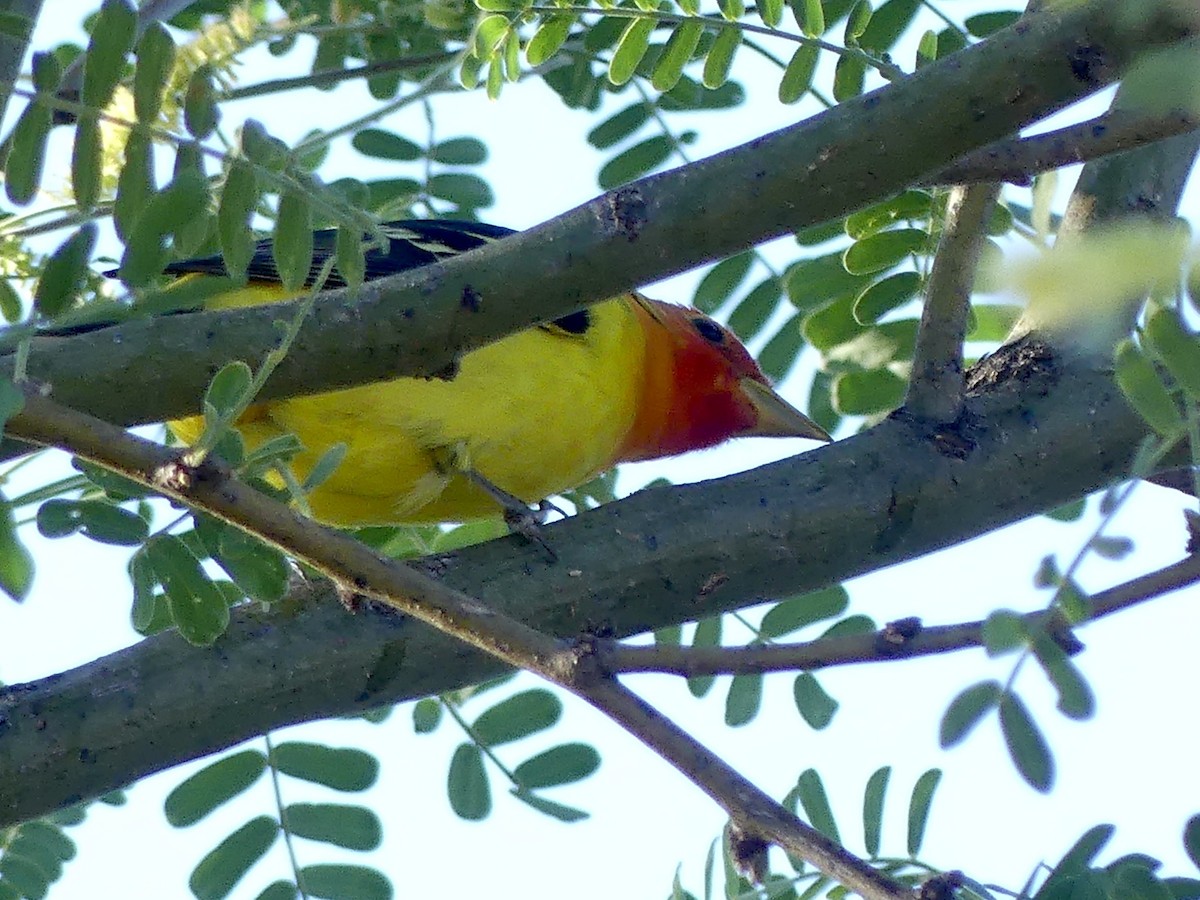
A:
905,183,999,422
5,387,913,900
924,110,1200,187
604,553,1200,675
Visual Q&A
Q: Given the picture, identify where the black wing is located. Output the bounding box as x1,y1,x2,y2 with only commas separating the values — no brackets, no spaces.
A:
161,219,517,288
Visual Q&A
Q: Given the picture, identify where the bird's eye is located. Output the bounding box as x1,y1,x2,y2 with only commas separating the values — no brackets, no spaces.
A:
552,309,591,335
692,316,725,344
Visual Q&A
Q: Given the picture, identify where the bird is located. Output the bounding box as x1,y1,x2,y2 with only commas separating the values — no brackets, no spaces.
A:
157,220,832,526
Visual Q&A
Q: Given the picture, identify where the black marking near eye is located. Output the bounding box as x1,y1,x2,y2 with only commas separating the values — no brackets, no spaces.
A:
692,316,725,344
551,309,592,335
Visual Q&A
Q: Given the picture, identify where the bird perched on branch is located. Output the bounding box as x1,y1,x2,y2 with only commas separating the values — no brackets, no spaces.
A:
159,220,831,526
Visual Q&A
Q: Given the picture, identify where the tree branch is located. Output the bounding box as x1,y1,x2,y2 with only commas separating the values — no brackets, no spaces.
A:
905,184,1000,423
2,0,1194,429
0,336,1156,827
923,109,1200,187
603,554,1200,675
2,390,913,897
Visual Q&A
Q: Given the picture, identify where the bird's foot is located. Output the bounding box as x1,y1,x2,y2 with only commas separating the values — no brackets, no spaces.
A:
465,469,559,561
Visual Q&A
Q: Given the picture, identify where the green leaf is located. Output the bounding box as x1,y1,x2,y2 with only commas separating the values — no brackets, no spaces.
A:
448,743,491,820
1030,632,1094,720
999,692,1054,791
939,680,1001,748
134,23,175,121
113,131,155,241
218,156,260,281
758,0,783,26
787,253,870,311
832,368,906,415
352,129,422,161
510,787,589,822
653,20,705,92
0,497,35,601
0,278,22,322
598,135,673,189
858,0,918,53
473,688,562,745
718,0,744,20
688,615,721,698
1114,865,1173,900
0,379,23,437
189,816,279,900
1185,814,1200,871
794,769,839,842
862,766,890,857
694,252,755,313
273,189,314,292
526,14,575,65
34,223,96,320
760,586,849,638
843,228,926,275
429,137,489,166
703,26,740,89
832,53,865,101
299,865,392,900
412,698,442,733
609,17,655,86
794,0,824,36
587,103,650,149
1165,877,1200,899
165,750,267,827
844,0,871,43
204,520,289,605
514,742,601,789
964,10,1021,37
256,882,299,900
204,362,253,422
852,271,922,324
5,56,56,205
845,191,932,239
793,673,838,729
1090,534,1132,560
728,277,781,341
1144,308,1200,400
0,853,49,899
473,14,510,56
1045,498,1087,522
724,672,762,726
427,172,494,209
1114,338,1182,436
906,769,941,856
778,44,818,104
184,64,220,139
966,304,1021,342
759,313,806,380
981,609,1026,656
284,803,382,851
71,119,102,212
272,742,379,792
36,498,149,546
120,171,211,287
82,0,137,109
143,533,229,645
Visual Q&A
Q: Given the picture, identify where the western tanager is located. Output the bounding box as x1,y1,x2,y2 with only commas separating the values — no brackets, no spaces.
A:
161,220,830,525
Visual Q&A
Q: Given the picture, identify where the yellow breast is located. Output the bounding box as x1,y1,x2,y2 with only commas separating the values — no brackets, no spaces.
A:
169,278,646,525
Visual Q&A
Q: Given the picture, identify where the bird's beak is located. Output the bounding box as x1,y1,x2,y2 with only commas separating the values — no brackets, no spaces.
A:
738,377,833,442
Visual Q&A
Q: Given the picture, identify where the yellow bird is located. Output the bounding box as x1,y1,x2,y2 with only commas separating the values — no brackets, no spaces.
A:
162,220,830,525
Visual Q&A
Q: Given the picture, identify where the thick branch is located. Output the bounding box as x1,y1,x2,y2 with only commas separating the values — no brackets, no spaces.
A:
2,0,1195,428
905,184,1000,423
2,390,910,894
605,554,1200,675
924,110,1200,187
0,1,43,122
0,337,1156,827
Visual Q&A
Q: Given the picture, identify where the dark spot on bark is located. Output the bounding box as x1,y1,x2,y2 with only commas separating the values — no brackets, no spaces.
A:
353,576,368,590
643,533,657,551
79,748,97,764
606,187,648,240
1068,44,1107,87
430,358,460,381
403,308,415,319
461,285,482,311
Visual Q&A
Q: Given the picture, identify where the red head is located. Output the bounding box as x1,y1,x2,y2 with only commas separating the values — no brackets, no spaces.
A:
617,295,831,463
